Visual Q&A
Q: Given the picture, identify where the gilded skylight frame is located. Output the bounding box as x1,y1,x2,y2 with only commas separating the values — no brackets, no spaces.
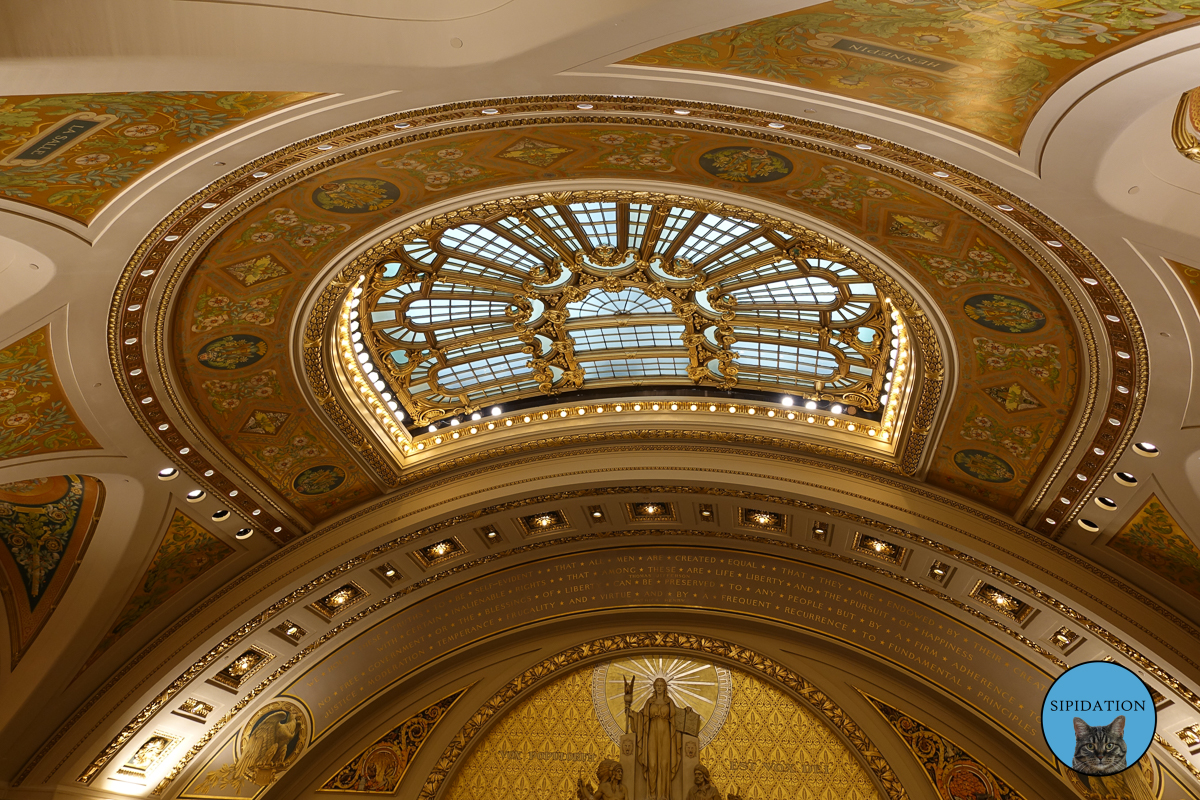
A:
319,190,939,475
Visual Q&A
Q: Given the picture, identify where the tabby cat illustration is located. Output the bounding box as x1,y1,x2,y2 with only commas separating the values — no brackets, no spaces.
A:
1072,715,1128,775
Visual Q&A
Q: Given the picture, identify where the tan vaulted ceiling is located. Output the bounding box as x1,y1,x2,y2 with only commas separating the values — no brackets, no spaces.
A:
1,2,1200,800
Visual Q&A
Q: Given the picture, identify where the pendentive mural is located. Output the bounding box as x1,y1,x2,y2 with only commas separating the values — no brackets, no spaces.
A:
0,474,104,667
319,690,465,793
0,326,99,459
868,696,1028,800
172,119,1080,521
623,3,1200,150
0,92,319,221
443,656,884,800
83,508,234,670
1107,494,1200,602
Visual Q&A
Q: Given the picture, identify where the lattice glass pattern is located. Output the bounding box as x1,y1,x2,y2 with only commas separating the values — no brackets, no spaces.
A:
361,197,892,424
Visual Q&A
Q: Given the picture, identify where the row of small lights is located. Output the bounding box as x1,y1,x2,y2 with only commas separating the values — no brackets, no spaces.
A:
155,467,262,539
338,277,409,447
406,398,890,453
1073,441,1158,531
880,303,909,435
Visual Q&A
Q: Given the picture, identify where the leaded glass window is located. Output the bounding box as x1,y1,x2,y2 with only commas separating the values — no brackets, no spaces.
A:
360,196,895,425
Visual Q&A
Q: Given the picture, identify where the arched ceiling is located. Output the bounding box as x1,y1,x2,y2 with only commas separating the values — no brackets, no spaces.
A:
1,3,1200,800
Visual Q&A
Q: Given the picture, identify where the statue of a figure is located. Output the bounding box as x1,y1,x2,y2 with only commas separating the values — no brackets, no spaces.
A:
626,677,682,800
684,765,721,800
577,760,628,800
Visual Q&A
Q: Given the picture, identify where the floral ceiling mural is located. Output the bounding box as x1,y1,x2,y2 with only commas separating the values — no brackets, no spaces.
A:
0,474,104,667
171,119,1080,523
622,2,1200,149
1107,494,1200,602
0,92,318,221
83,509,233,670
0,326,99,459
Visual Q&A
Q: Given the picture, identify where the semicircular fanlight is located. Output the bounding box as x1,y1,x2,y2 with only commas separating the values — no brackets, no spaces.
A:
358,197,902,425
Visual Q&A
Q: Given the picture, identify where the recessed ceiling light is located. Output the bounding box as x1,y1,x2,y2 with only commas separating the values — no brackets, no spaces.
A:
854,143,872,150
127,304,142,311
252,171,269,178
158,468,178,480
394,122,411,129
672,108,691,115
317,144,333,150
1133,442,1158,457
1095,496,1118,510
164,235,179,242
235,528,253,540
996,204,1014,211
186,489,206,503
932,171,950,177
1077,519,1100,532
212,510,230,521
1046,240,1063,247
201,202,218,209
576,103,594,109
481,108,499,115
767,122,785,128
1113,472,1137,486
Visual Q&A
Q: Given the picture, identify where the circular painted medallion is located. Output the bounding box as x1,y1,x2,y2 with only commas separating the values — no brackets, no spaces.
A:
312,178,400,214
953,449,1015,483
699,146,793,183
591,656,732,748
963,294,1046,333
292,464,346,495
237,700,308,786
198,334,268,370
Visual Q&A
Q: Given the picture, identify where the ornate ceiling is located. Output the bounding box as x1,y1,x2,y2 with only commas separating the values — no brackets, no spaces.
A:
1,3,1200,800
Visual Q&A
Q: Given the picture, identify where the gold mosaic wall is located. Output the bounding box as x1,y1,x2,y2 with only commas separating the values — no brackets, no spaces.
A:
443,662,883,800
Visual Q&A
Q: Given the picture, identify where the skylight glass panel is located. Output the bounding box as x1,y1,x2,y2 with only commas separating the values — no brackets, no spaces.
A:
402,241,438,265
441,255,524,285
495,216,558,259
627,204,652,250
583,357,691,380
442,336,525,361
432,321,511,341
674,214,755,262
440,224,545,271
732,276,839,305
569,325,685,351
531,206,584,251
703,236,776,273
437,352,533,391
731,341,840,377
567,202,619,247
566,287,674,317
831,301,871,322
408,298,510,326
652,207,696,254
375,282,423,306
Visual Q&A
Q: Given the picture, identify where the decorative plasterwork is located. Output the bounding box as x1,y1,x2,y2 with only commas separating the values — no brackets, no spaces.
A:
420,634,908,800
1173,89,1200,164
62,484,1200,795
108,96,1140,538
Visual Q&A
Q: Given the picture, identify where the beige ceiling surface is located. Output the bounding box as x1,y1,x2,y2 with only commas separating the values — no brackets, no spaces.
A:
1,2,1200,800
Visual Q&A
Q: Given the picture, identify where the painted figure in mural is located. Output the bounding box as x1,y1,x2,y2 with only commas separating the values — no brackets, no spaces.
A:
683,766,722,800
576,759,628,800
627,677,682,800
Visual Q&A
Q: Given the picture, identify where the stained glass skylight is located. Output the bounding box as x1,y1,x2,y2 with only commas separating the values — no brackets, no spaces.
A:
360,195,898,425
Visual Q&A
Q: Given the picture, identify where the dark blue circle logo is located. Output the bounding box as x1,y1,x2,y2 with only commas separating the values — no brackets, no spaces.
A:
1042,661,1155,776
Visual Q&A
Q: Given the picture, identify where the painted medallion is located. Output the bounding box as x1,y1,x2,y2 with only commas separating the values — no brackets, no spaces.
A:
699,146,792,183
312,178,400,214
198,335,268,370
292,465,346,495
963,294,1046,334
953,449,1015,483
